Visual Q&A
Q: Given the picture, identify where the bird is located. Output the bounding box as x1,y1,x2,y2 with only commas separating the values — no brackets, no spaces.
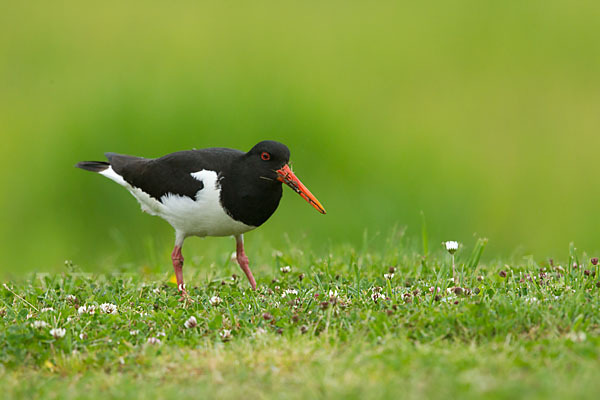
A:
76,140,325,295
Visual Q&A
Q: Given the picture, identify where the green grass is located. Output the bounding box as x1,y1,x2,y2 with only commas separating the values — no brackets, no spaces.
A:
1,239,600,399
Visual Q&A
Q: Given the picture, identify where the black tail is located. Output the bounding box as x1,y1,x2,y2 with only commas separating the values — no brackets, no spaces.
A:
75,161,110,172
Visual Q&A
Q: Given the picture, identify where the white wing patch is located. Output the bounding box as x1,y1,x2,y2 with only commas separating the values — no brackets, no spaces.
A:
99,166,127,186
99,166,162,215
99,167,255,239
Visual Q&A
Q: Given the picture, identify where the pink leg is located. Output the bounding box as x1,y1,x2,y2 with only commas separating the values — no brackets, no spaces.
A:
171,246,186,295
235,235,256,290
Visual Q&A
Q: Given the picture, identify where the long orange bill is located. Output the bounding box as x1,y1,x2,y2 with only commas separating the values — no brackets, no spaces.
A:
276,164,326,214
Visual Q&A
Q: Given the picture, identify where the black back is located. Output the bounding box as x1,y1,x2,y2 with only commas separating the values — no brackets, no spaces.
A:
104,141,291,227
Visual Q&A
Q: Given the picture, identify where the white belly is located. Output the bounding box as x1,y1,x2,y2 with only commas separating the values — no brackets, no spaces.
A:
100,167,255,239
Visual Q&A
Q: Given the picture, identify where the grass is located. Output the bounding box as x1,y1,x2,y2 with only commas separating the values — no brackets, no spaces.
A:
1,237,600,399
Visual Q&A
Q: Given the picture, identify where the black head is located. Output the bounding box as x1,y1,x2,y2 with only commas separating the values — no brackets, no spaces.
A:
220,140,324,227
247,140,325,215
245,140,291,180
247,141,290,165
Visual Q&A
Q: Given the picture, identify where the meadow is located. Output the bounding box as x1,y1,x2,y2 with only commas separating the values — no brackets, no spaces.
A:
2,2,600,398
2,236,599,399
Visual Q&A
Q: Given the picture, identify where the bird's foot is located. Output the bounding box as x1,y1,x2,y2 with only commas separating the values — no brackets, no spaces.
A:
177,284,194,303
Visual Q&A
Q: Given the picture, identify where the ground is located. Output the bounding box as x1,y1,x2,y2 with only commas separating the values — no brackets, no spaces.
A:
1,238,599,399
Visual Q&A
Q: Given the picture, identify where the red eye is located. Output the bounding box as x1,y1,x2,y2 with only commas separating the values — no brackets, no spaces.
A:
261,152,271,161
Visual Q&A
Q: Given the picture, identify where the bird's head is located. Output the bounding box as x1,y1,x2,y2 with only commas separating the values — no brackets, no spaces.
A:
247,140,326,214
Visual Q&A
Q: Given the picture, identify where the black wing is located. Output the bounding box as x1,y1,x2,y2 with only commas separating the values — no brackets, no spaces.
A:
106,148,243,202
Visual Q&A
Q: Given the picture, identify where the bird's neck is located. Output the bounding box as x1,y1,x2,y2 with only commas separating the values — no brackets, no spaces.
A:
219,166,283,227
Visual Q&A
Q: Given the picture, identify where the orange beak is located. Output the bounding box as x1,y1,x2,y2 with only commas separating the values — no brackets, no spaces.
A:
276,164,326,214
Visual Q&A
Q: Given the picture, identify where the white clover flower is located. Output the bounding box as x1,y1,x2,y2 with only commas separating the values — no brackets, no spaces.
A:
152,287,161,294
129,330,140,336
65,294,77,302
31,320,48,329
281,288,298,297
523,297,539,303
219,329,232,341
328,290,339,299
271,250,283,258
384,273,394,280
280,266,291,274
50,328,66,339
209,296,222,306
40,307,54,313
26,313,34,320
441,296,456,303
444,241,459,254
255,327,267,336
567,331,586,343
79,332,87,340
99,303,118,314
371,292,385,302
78,305,96,315
157,331,166,337
147,337,161,345
184,316,198,329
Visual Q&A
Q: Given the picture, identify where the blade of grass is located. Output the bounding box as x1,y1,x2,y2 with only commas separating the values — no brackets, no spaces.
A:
420,211,429,257
466,238,488,270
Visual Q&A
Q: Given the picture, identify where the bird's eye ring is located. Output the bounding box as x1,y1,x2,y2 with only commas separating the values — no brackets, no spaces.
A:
261,152,271,161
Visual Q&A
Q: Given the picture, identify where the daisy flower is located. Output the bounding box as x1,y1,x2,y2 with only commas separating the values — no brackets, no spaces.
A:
444,241,459,254
444,241,460,285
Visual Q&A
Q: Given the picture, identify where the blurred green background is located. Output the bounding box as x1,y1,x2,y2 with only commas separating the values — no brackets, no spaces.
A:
1,1,600,275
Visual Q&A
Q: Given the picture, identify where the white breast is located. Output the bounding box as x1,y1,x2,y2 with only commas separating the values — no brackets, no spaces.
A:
100,167,256,241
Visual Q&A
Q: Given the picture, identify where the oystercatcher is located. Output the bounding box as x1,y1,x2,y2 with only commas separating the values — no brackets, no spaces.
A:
76,140,325,294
